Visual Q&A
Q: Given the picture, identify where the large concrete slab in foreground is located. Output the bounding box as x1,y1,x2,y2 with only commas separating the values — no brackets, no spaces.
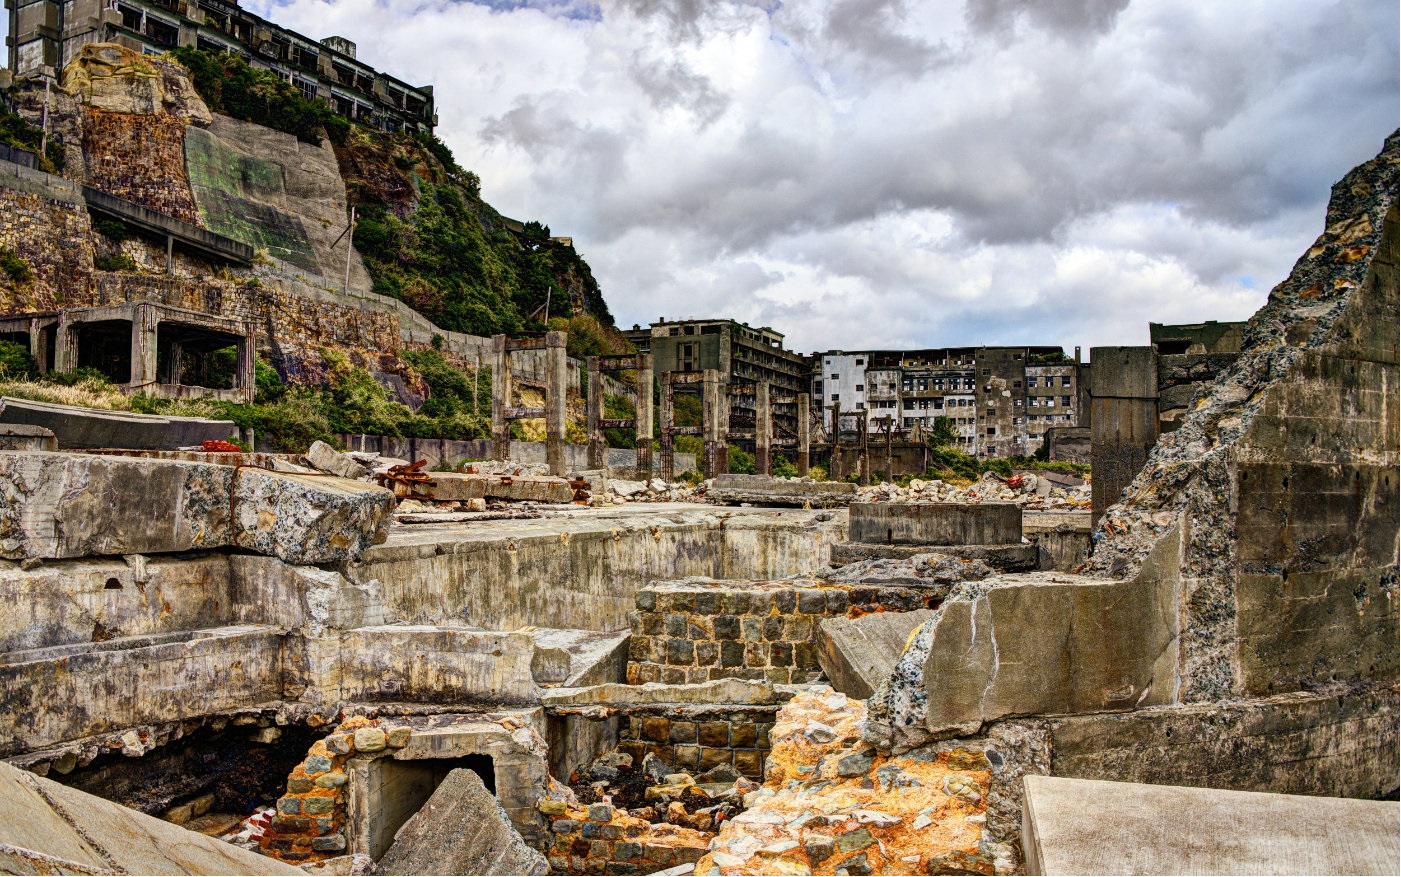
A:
1022,774,1399,875
0,757,299,874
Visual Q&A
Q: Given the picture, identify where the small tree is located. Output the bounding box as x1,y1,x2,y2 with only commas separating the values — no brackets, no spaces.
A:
926,415,958,448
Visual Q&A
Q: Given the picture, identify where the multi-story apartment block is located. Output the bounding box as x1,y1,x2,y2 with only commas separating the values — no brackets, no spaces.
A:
625,318,810,449
6,0,436,133
810,345,1082,458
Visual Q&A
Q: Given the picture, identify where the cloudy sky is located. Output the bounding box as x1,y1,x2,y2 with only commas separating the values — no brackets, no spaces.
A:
52,1,1401,354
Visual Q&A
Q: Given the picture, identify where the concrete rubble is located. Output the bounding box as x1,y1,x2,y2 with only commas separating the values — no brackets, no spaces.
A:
0,132,1392,877
376,768,549,876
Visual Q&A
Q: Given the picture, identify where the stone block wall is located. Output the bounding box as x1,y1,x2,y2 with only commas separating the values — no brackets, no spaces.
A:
616,706,777,780
627,578,941,686
0,171,96,312
263,716,412,863
540,802,709,876
80,107,201,224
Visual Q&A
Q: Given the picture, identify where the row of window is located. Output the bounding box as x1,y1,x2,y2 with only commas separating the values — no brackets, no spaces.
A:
1028,376,1073,387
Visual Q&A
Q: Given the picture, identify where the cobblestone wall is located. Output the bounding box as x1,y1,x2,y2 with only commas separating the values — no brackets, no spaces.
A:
539,801,709,876
80,108,201,225
0,180,96,312
616,706,777,780
627,579,941,686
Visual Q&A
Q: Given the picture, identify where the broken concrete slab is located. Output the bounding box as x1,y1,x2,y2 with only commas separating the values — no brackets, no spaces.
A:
0,450,234,560
816,609,936,699
376,767,548,875
391,471,574,503
232,468,393,565
0,395,238,449
0,453,392,564
0,423,56,451
1021,774,1399,875
306,440,369,480
848,501,1022,546
0,758,302,875
708,474,858,507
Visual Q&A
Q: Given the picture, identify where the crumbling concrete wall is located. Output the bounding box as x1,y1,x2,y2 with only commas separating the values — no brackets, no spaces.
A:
855,133,1400,869
352,509,846,632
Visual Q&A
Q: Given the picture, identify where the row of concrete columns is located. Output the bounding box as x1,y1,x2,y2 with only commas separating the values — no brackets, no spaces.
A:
490,331,569,476
488,334,815,481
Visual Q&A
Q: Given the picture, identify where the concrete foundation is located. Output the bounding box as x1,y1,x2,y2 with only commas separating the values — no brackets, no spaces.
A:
1022,775,1399,875
848,501,1022,545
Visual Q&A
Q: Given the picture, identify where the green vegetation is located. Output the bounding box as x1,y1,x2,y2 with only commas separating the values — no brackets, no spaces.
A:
0,339,36,377
924,415,958,448
92,218,129,241
727,446,756,475
94,252,138,272
909,441,1090,485
0,248,33,283
342,126,618,340
169,47,347,145
0,109,65,173
771,453,799,478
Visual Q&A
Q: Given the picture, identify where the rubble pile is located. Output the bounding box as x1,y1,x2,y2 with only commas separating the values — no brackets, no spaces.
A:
602,477,701,505
538,751,742,874
697,687,996,876
855,472,1089,510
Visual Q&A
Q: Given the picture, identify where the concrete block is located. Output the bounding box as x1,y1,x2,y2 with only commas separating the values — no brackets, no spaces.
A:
542,678,776,709
231,469,393,565
306,441,369,480
376,768,548,875
0,451,233,560
912,571,1177,736
848,502,1021,546
0,424,56,451
708,474,858,507
1022,775,1399,875
816,609,936,699
829,541,1039,571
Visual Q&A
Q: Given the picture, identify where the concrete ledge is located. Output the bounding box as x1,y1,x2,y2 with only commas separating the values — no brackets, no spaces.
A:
543,678,777,709
848,501,1022,545
0,396,236,450
708,474,858,507
816,609,936,699
1022,774,1399,875
831,541,1039,571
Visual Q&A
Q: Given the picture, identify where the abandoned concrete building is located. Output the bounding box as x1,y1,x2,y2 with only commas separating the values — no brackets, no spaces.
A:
625,318,811,454
5,0,435,132
812,346,1084,458
0,29,1395,877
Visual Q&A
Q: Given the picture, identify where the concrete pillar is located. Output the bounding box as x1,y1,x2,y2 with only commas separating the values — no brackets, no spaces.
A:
702,368,727,479
658,374,674,480
545,330,567,477
755,381,771,476
851,409,863,484
586,356,605,471
797,393,810,476
236,332,255,404
490,334,510,462
1089,346,1159,526
823,400,834,479
635,354,653,480
130,303,158,390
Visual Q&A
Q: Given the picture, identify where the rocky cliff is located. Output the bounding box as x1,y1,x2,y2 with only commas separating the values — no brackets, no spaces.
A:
0,43,615,392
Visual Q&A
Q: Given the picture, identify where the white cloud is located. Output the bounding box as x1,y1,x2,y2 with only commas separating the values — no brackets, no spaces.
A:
237,0,1397,354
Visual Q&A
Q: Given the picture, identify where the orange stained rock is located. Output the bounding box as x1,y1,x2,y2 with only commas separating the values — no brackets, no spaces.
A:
698,687,991,876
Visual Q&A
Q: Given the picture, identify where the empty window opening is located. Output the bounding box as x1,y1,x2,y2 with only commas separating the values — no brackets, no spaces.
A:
73,319,134,384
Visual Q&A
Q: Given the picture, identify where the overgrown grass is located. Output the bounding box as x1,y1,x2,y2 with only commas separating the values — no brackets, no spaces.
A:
169,47,347,145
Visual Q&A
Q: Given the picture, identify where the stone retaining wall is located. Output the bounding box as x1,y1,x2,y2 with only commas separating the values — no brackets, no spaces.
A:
627,578,941,686
616,706,777,780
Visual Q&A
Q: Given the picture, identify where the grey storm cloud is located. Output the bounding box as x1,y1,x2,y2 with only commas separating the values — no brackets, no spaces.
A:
246,0,1397,353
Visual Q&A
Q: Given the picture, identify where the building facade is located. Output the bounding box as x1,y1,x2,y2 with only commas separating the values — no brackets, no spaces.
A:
5,0,435,133
625,318,810,449
811,345,1083,458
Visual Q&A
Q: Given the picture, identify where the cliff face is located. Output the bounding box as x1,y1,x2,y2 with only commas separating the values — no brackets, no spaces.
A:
0,42,613,392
